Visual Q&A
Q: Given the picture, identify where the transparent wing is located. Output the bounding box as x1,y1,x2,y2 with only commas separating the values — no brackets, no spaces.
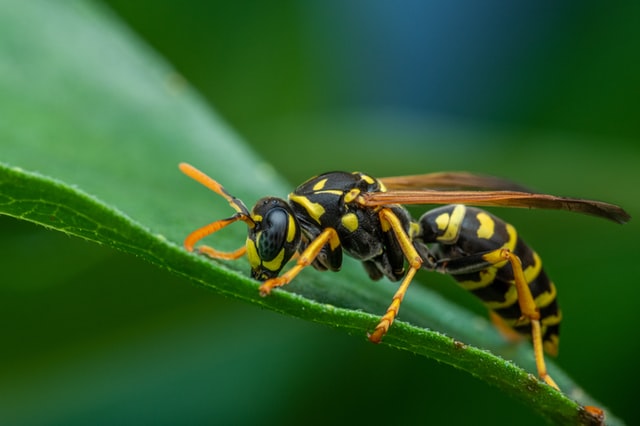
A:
362,190,630,224
380,172,534,192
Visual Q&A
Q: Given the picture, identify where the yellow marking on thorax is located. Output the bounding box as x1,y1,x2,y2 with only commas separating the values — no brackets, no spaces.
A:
341,213,359,232
435,212,449,231
358,173,376,184
289,194,325,224
328,229,341,250
381,217,390,232
322,190,345,195
438,205,466,243
312,178,328,191
476,212,495,239
344,189,360,203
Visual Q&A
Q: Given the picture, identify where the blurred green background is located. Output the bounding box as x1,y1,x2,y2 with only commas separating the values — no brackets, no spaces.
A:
1,1,639,425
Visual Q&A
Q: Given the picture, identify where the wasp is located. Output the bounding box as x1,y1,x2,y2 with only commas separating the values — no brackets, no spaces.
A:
179,162,629,393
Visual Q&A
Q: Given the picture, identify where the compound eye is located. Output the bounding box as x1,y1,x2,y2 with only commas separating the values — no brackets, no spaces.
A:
257,208,289,261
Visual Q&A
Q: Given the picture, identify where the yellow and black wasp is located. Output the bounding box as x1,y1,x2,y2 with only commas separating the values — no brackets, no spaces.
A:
179,163,629,396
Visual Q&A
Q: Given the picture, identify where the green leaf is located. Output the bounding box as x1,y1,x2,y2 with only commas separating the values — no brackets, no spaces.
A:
0,2,622,425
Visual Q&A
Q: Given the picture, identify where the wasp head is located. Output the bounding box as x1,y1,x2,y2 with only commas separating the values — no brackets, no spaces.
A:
246,197,301,280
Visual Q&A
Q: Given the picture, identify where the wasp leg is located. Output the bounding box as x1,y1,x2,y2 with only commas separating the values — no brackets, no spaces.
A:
482,249,560,391
369,209,423,343
259,228,339,296
184,214,250,260
198,245,246,260
431,248,559,390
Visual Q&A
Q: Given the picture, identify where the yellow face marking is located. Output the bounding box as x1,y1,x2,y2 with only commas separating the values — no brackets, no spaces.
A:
341,213,359,232
476,212,495,239
261,248,286,271
312,178,328,191
251,214,263,222
438,205,466,243
246,238,260,269
289,194,325,224
286,214,297,242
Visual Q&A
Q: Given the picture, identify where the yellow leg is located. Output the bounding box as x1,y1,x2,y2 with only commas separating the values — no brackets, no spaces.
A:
369,209,423,343
259,228,339,296
198,245,246,260
483,248,559,390
531,319,559,390
369,267,418,343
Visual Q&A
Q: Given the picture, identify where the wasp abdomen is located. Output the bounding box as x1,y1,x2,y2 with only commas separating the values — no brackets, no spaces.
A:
416,204,561,355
